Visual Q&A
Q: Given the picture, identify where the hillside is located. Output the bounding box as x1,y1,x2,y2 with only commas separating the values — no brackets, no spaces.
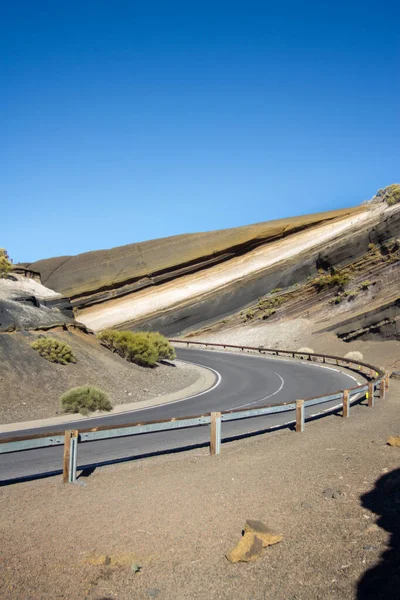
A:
0,276,200,425
24,206,362,305
14,185,400,350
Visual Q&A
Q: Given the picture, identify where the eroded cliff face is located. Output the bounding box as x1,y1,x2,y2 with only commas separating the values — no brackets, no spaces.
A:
20,196,400,337
24,206,362,305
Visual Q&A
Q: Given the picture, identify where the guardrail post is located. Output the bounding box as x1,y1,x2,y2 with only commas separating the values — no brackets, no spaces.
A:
342,390,350,418
380,378,386,400
70,430,79,483
296,400,305,432
367,382,374,408
63,430,72,483
210,412,221,456
63,430,79,483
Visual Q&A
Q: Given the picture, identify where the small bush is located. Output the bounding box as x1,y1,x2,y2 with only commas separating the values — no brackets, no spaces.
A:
31,337,76,364
261,308,276,320
61,386,112,416
145,331,176,360
97,329,173,366
96,329,120,352
347,290,359,301
344,350,364,362
271,287,282,294
244,310,255,321
314,271,351,292
375,184,400,206
113,331,158,366
0,248,12,278
359,280,372,290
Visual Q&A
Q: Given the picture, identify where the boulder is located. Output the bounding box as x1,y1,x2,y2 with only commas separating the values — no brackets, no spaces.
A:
390,371,400,380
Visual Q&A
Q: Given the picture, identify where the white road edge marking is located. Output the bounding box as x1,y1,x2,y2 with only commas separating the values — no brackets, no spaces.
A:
232,371,285,410
125,361,222,414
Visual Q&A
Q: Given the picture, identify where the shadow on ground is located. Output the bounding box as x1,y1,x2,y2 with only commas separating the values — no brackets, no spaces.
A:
357,468,400,599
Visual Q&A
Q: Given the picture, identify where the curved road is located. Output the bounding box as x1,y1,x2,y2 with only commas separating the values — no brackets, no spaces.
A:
0,348,362,483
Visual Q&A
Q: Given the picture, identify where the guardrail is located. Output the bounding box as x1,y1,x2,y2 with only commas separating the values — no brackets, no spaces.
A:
0,342,389,484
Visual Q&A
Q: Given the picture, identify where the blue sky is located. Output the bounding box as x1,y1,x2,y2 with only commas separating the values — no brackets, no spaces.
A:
2,1,399,263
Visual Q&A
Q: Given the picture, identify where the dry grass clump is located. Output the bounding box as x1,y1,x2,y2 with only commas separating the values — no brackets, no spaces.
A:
97,330,175,366
344,350,364,362
30,337,76,364
61,386,112,416
297,347,314,354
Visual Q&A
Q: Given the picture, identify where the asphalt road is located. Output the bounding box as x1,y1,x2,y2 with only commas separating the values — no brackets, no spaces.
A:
0,348,362,484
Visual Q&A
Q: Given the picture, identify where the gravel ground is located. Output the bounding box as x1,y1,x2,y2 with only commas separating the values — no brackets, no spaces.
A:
1,380,399,599
0,330,200,424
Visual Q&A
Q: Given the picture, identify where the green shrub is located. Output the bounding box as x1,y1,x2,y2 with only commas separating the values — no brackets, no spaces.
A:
61,386,112,416
96,329,120,352
145,331,176,360
359,280,372,290
347,289,359,301
244,310,255,321
113,331,158,366
375,184,400,206
97,329,173,366
0,249,12,278
314,271,351,292
261,308,276,320
31,337,76,364
270,287,282,294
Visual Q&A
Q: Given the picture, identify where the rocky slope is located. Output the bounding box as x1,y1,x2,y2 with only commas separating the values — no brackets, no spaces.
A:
18,186,400,340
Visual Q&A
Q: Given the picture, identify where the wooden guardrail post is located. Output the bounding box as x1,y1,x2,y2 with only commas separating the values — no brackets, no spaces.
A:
342,390,350,418
367,382,374,408
380,378,386,400
210,412,221,456
63,430,72,483
296,400,305,433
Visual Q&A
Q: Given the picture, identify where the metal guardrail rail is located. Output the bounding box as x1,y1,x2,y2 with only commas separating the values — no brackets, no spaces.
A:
0,341,389,484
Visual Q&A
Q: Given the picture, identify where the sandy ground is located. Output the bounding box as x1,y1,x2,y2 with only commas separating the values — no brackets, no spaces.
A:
78,208,380,331
1,378,399,600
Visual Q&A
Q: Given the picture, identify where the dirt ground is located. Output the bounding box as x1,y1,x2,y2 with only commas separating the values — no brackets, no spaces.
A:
0,329,200,424
1,379,399,599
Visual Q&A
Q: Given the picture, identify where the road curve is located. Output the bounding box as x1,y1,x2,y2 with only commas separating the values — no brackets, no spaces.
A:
0,348,361,483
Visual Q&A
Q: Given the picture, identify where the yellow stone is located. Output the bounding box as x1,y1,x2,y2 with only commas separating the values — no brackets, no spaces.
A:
387,437,400,447
226,531,264,563
244,520,283,547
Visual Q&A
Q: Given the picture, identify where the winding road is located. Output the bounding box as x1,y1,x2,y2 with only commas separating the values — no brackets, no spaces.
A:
0,347,362,484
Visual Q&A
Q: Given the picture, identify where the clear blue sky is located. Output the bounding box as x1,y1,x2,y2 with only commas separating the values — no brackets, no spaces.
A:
2,1,399,263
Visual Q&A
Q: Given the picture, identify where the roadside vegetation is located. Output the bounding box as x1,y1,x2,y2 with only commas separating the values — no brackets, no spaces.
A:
97,330,176,367
375,183,400,206
61,385,112,416
30,337,76,364
241,289,293,323
0,248,12,278
313,270,351,292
